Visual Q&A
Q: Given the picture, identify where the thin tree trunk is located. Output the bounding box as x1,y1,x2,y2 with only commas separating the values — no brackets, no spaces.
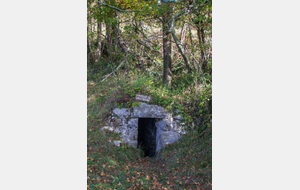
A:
162,19,172,87
188,24,197,70
87,9,95,65
87,33,96,64
115,24,145,71
97,21,102,62
197,21,208,72
170,29,191,73
180,23,187,45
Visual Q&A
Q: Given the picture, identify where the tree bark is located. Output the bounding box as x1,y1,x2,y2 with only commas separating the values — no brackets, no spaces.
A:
162,18,172,87
197,22,208,72
97,21,102,62
180,23,187,45
87,33,95,64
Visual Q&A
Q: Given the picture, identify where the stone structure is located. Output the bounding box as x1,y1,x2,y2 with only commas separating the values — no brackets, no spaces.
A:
103,102,186,152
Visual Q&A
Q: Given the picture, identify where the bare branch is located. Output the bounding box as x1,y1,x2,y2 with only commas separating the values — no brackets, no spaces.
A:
101,60,125,82
116,28,145,71
168,1,195,32
137,39,151,49
170,29,191,73
185,46,207,87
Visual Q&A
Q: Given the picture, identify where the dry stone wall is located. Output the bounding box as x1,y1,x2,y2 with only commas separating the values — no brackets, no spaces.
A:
102,102,186,152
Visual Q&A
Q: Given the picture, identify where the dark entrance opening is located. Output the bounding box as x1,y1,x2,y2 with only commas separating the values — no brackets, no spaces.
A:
138,118,156,157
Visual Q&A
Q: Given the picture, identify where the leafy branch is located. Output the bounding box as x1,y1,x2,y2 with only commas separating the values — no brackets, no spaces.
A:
97,0,141,12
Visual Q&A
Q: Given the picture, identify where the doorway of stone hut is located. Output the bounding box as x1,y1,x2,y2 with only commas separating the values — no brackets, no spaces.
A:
138,118,156,157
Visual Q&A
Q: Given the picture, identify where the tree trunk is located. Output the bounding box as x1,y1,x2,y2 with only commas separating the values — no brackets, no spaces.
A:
97,21,102,62
162,19,172,87
197,22,208,72
105,13,118,53
105,21,113,47
87,34,95,64
180,23,187,45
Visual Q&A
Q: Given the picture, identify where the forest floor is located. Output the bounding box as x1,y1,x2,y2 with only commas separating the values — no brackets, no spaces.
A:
87,128,212,190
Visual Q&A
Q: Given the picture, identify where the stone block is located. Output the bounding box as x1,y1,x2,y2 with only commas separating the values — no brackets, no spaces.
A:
132,103,168,118
129,129,138,140
108,140,122,146
101,126,114,131
127,140,137,148
110,117,123,127
162,119,173,131
127,118,138,129
161,131,180,147
173,114,184,120
113,108,131,118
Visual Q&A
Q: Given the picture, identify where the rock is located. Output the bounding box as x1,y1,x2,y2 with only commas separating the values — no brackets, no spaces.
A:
114,127,121,133
127,118,138,129
177,126,187,134
132,103,168,118
101,126,114,131
108,140,122,146
110,117,123,127
127,140,137,148
113,108,131,118
160,131,180,146
155,119,166,152
172,120,179,130
129,129,138,140
162,119,173,131
173,114,184,120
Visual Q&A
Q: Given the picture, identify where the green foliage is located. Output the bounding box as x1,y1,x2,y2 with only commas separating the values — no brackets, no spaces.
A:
111,74,154,108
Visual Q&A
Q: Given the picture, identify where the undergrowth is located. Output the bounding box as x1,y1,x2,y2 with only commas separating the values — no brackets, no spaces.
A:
87,68,212,189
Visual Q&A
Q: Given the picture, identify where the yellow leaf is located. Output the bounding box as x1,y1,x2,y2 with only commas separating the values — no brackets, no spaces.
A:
101,172,104,176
